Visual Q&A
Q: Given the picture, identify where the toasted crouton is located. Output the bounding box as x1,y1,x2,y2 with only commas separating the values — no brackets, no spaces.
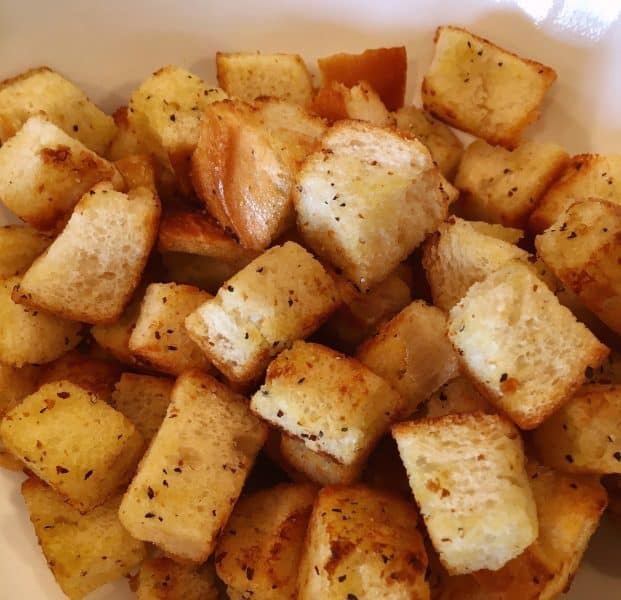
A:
393,413,537,574
294,120,450,290
0,116,121,231
15,182,160,324
356,301,459,415
0,226,51,278
298,485,429,600
119,370,267,562
318,47,407,111
215,483,316,599
455,140,569,228
1,381,144,511
0,66,116,155
22,477,146,600
529,154,621,232
114,152,158,193
448,261,609,429
216,52,313,106
423,376,496,418
422,26,556,147
251,341,404,466
107,106,149,160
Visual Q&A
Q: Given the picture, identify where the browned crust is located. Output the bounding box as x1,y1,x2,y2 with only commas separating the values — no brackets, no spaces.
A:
391,410,519,437
311,83,349,123
0,66,53,92
114,153,158,193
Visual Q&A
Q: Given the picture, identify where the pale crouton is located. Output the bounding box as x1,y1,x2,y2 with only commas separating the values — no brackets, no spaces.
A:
318,47,407,111
294,120,450,290
119,370,267,562
1,381,144,511
448,261,609,429
455,139,569,228
185,242,339,383
422,216,529,311
0,275,83,367
15,182,161,324
422,26,556,147
0,116,120,231
0,66,116,155
530,154,621,232
215,483,316,599
216,52,313,106
251,340,404,466
392,413,537,574
424,376,496,418
395,105,464,179
107,106,149,160
0,225,51,278
298,484,429,600
22,477,146,600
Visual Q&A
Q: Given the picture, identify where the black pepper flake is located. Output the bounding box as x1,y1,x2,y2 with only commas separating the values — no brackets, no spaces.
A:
567,231,577,239
256,267,264,273
144,512,156,519
614,451,621,462
73,124,79,132
169,114,176,121
565,454,574,463
39,407,47,414
84,469,93,480
338,575,347,582
246,567,254,581
276,409,284,418
162,297,167,304
477,49,483,56
314,566,320,575
569,483,578,489
288,299,294,306
347,594,358,600
154,331,161,340
585,366,594,379
212,509,217,516
147,487,155,499
297,377,305,384
227,285,234,292
57,391,70,399
500,373,508,382
244,332,249,339
498,61,503,66
174,467,182,473
341,427,348,432
167,345,178,351
56,465,69,474
163,479,168,487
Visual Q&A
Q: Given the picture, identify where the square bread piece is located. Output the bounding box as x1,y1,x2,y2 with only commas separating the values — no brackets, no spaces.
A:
422,26,556,148
392,413,537,574
119,370,268,563
294,120,450,290
448,261,609,429
298,484,429,600
22,477,146,600
529,154,621,232
15,181,161,324
455,139,569,228
251,340,404,466
0,66,116,155
0,116,120,232
215,483,316,600
356,301,459,416
0,225,51,278
1,381,144,512
535,199,621,335
185,241,339,383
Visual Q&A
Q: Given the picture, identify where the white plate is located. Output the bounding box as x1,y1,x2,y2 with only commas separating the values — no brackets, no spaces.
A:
1,1,620,598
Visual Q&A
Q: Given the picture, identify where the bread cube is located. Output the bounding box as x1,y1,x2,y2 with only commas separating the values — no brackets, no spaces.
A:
15,181,161,324
216,52,313,106
0,116,120,231
106,106,149,160
318,47,407,111
0,225,51,278
422,26,556,147
530,154,621,232
423,216,529,311
119,370,267,562
185,242,339,383
298,485,429,600
455,139,569,228
1,381,144,511
424,376,496,419
393,413,537,574
114,152,158,193
22,477,146,600
215,483,316,599
0,66,116,155
0,275,83,367
467,220,524,244
294,120,450,290
251,341,404,465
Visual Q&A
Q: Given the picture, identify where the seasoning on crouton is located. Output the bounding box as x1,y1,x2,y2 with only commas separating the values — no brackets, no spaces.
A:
0,226,51,278
423,376,496,418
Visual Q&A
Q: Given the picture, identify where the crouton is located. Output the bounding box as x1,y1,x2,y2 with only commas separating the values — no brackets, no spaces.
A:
216,52,313,106
0,225,51,278
423,376,495,419
22,477,146,600
422,216,529,311
298,485,429,600
0,66,116,155
0,275,83,367
15,182,161,324
114,152,158,193
294,120,450,290
107,106,149,160
529,154,621,232
392,413,537,574
251,340,404,466
467,220,524,244
356,301,460,415
318,47,407,111
185,242,339,383
448,261,609,429
215,483,316,599
1,381,144,511
395,105,463,179
455,139,569,228
119,370,267,562
422,26,556,148
0,116,121,231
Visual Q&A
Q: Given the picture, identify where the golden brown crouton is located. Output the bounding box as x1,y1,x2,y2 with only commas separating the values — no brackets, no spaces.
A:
0,225,51,278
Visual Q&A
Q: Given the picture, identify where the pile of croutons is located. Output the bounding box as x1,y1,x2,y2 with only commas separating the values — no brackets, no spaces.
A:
0,24,620,600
